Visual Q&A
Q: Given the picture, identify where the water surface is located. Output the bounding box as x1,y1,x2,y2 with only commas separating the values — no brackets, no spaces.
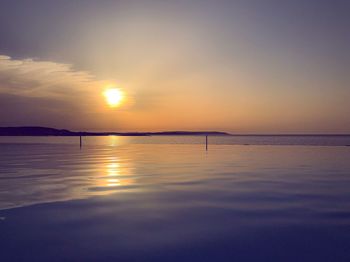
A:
0,136,350,261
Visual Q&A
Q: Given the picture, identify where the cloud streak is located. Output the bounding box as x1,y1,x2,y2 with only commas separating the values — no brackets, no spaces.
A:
0,55,117,129
0,55,97,96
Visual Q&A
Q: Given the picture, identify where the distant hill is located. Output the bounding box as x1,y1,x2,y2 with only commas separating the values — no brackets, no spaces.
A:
0,126,231,136
0,127,73,136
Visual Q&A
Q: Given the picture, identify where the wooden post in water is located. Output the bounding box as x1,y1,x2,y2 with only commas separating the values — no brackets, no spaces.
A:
80,135,82,148
205,135,208,151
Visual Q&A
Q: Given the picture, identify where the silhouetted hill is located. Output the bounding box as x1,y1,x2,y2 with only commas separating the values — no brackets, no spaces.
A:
0,126,231,136
0,127,73,136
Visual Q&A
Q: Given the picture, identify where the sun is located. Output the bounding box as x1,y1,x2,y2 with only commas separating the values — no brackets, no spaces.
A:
103,88,123,107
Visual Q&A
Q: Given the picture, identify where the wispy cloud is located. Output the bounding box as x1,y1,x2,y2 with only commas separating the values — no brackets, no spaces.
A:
0,55,114,129
0,55,98,97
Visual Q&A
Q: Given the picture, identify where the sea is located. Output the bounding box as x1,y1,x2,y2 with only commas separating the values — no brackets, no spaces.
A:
0,135,350,261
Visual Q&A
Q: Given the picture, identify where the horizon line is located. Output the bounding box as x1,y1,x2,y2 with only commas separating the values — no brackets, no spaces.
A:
1,126,350,136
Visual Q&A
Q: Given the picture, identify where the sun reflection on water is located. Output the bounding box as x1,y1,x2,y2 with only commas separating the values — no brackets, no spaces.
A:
95,157,135,191
106,162,121,186
109,136,119,146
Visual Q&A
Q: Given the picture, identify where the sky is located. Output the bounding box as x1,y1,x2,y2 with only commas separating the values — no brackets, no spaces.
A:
0,0,349,133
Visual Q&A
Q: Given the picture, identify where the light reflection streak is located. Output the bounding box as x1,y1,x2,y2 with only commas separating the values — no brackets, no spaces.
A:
97,156,134,190
106,161,121,187
109,136,118,146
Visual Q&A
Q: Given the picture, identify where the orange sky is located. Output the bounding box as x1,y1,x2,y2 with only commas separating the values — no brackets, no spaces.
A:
0,1,349,133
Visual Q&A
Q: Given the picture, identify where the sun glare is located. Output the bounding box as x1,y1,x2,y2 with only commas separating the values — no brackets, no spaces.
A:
103,88,123,108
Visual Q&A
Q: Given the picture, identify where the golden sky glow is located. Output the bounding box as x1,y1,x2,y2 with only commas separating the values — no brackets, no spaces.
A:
0,1,349,133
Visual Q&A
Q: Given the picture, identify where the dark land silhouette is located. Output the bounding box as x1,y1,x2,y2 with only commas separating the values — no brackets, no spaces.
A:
0,126,231,136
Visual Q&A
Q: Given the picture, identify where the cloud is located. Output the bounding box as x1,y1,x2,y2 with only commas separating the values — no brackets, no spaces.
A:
0,55,114,129
0,55,98,96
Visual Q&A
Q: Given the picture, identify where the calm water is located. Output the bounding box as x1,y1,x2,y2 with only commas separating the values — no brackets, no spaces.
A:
0,136,350,261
